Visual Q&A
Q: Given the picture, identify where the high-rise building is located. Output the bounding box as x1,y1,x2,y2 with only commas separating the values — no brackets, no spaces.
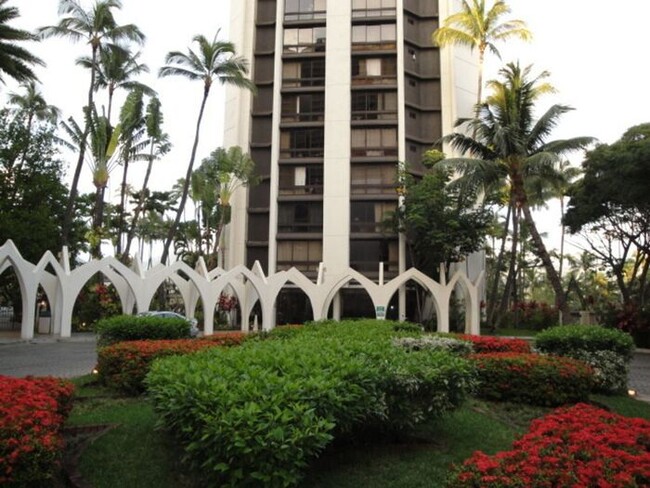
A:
224,0,478,321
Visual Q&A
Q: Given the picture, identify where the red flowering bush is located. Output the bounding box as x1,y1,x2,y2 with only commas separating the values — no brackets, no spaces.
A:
0,376,75,486
448,403,650,487
454,334,532,354
97,333,247,394
470,352,594,406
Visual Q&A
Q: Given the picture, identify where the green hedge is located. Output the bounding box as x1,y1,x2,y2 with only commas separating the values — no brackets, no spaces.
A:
470,352,594,406
146,320,475,487
94,315,192,346
535,324,635,394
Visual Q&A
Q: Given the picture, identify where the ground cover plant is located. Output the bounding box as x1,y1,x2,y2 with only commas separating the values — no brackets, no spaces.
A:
449,402,650,487
0,376,75,486
146,320,475,487
96,332,245,394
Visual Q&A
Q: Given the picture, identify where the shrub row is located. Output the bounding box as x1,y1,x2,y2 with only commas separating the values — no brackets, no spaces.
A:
94,314,193,346
470,352,594,406
147,320,475,487
446,333,532,354
97,332,246,394
0,376,75,486
535,325,635,394
448,402,650,487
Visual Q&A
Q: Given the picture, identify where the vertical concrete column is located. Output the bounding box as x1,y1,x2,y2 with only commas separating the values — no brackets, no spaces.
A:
322,1,352,274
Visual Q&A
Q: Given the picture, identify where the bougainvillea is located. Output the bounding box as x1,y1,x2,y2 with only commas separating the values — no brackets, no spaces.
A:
0,376,75,485
453,334,532,354
97,332,247,394
448,403,650,487
469,352,594,406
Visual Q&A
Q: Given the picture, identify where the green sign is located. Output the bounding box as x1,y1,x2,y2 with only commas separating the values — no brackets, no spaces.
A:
375,305,385,319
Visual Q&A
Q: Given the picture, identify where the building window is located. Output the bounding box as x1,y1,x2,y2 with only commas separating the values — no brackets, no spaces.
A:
350,164,396,195
278,202,323,233
351,24,396,51
351,128,398,157
279,165,324,194
277,240,323,272
351,91,397,120
349,239,398,272
351,57,396,85
283,59,326,87
284,0,326,21
282,93,325,122
351,0,396,18
284,27,326,53
280,128,325,158
350,201,396,233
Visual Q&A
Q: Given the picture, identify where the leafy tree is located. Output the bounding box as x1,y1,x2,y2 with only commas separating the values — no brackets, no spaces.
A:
39,0,145,248
157,31,256,265
438,62,595,318
565,123,650,309
0,0,44,85
432,0,531,106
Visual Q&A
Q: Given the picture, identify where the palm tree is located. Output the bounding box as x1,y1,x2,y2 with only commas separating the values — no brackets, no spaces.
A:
77,45,154,123
432,0,531,106
439,62,595,318
38,0,145,248
157,31,256,265
0,0,44,85
123,96,170,261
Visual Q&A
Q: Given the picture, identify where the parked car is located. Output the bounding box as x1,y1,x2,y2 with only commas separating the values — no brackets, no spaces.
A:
137,311,200,337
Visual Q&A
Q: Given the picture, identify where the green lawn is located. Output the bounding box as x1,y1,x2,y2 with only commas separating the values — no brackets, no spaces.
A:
64,376,650,488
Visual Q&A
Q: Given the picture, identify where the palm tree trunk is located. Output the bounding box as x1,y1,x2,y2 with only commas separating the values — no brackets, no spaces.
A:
124,143,155,260
486,203,512,326
62,46,98,248
160,87,210,265
499,201,519,322
116,156,130,257
91,185,106,259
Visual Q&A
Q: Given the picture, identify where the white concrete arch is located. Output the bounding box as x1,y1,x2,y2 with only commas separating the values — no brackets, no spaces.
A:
320,270,382,321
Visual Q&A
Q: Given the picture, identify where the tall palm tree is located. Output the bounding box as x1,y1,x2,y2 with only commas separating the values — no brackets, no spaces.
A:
123,96,170,261
77,46,154,123
157,31,256,265
432,0,531,106
0,0,44,85
439,62,595,318
38,0,145,248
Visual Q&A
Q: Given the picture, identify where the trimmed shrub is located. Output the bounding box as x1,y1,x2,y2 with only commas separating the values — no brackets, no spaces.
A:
147,320,475,487
448,403,650,487
393,336,474,355
94,314,192,346
535,324,635,394
470,352,594,406
0,376,75,486
97,332,246,394
440,333,532,354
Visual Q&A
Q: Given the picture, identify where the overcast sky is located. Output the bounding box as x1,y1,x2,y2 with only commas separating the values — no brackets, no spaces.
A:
4,0,650,256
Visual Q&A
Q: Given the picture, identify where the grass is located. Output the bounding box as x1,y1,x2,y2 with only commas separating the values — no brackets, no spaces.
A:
63,376,650,488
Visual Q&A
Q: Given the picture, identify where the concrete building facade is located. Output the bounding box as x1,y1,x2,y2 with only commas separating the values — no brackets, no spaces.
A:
224,0,478,322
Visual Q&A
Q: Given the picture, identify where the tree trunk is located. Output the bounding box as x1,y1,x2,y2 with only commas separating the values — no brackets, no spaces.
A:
160,87,210,265
486,202,512,326
116,155,131,257
499,200,519,322
123,143,155,260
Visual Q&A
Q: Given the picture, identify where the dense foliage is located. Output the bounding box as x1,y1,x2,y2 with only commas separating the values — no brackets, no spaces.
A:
448,333,532,354
147,320,475,487
0,376,74,486
448,403,650,487
470,352,593,406
94,314,194,346
96,332,246,394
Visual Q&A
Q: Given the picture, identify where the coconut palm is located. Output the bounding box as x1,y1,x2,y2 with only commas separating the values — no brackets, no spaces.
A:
157,30,256,265
0,0,44,85
38,0,145,248
432,0,531,106
438,62,595,318
123,96,171,261
77,46,154,123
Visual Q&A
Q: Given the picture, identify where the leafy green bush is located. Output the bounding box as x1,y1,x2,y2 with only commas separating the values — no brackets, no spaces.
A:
147,320,475,487
470,352,594,406
94,314,192,347
96,333,247,394
393,336,474,355
535,325,635,394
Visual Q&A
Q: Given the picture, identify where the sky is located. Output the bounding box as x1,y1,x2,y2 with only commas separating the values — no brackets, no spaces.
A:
3,0,650,257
